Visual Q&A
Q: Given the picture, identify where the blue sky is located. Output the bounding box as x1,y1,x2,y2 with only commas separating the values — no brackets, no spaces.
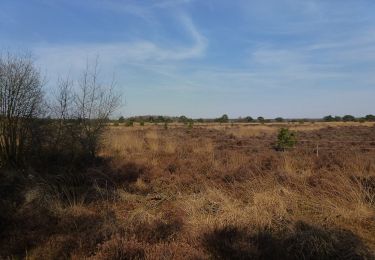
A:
1,0,375,118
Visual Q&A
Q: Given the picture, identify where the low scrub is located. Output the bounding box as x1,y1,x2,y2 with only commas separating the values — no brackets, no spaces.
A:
276,128,297,151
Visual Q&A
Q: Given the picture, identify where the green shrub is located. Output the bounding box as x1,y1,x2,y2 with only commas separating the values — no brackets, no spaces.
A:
216,114,229,123
140,121,145,126
179,115,189,123
118,116,125,123
245,116,253,122
343,115,355,122
126,121,134,127
158,116,165,123
323,115,334,122
276,128,296,151
275,117,284,122
365,114,375,121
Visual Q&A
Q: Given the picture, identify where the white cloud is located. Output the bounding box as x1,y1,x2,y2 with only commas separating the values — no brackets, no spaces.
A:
34,15,207,79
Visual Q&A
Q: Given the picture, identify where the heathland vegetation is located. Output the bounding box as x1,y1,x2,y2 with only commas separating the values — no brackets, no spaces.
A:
1,53,375,259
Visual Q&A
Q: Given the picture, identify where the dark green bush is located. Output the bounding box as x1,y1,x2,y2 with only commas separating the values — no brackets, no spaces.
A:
276,128,296,151
118,116,125,123
257,117,265,124
365,114,375,121
323,115,334,122
245,116,254,122
216,114,229,123
343,115,355,122
275,117,284,122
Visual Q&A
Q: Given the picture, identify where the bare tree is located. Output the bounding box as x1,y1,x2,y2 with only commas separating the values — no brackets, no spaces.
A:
52,77,74,150
0,53,43,166
74,59,120,158
0,53,120,166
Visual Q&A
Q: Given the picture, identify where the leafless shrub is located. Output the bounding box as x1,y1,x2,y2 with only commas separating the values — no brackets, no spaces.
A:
52,77,74,149
49,58,121,161
74,59,120,158
0,52,120,168
0,53,43,167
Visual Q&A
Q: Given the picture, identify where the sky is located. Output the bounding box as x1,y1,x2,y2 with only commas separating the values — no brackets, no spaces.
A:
0,0,374,118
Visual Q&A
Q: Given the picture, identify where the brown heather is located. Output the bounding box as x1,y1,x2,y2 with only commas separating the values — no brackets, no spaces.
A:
1,122,375,259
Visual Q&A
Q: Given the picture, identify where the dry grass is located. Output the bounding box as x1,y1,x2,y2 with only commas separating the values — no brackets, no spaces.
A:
1,123,375,259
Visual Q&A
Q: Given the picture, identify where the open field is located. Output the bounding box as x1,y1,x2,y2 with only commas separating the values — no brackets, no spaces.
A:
2,1,375,259
1,122,375,259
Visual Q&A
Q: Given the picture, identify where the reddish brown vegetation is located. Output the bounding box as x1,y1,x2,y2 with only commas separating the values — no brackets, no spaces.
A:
1,123,375,259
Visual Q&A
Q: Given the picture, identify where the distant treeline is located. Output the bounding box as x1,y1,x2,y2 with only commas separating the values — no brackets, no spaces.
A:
114,114,375,124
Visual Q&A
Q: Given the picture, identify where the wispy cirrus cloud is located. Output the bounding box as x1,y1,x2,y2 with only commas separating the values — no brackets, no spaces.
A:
34,14,207,78
133,26,375,99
